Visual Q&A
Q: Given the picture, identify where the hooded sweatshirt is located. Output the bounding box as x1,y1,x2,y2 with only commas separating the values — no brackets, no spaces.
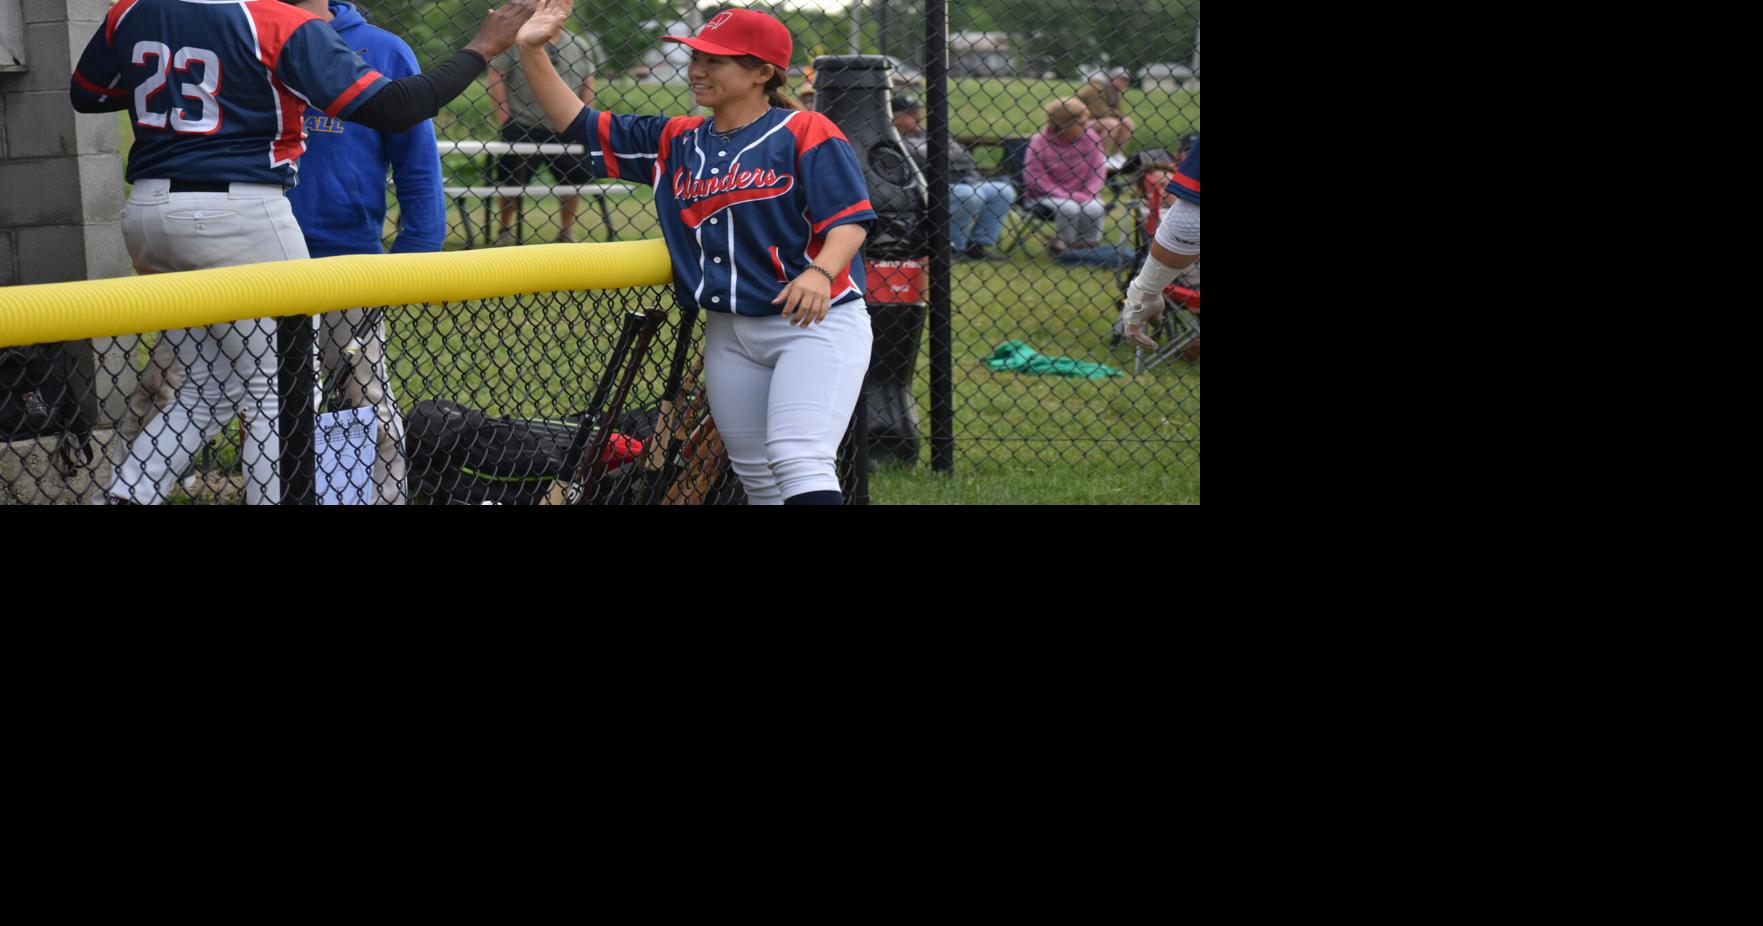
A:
288,2,445,257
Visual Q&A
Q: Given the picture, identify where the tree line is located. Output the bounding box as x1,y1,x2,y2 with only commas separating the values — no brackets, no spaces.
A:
360,0,1199,81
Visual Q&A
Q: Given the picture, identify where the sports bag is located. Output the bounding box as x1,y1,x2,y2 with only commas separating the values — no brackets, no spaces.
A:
0,343,94,475
404,399,647,505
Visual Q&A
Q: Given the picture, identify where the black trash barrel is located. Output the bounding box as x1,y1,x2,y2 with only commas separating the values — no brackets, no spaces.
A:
813,55,927,467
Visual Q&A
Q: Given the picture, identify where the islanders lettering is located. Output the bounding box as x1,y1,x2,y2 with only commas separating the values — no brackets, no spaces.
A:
672,166,795,228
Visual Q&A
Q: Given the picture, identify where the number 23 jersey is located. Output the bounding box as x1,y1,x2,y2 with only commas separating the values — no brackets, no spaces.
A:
567,106,877,317
71,0,388,187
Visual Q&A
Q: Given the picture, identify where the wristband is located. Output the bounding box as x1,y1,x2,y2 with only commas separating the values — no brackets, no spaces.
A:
807,262,838,285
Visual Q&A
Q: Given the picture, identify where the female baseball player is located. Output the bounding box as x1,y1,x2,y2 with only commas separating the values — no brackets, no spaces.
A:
1120,135,1200,349
516,0,874,505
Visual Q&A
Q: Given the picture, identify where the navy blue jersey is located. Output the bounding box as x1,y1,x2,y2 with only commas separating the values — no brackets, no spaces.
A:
1165,136,1200,205
71,0,389,186
562,106,876,317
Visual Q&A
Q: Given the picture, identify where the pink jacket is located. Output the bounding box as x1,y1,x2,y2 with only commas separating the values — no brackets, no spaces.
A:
1024,126,1106,202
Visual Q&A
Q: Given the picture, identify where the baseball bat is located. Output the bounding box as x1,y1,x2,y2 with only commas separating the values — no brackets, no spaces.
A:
660,387,730,506
542,310,645,506
643,306,700,473
568,308,665,505
641,354,704,505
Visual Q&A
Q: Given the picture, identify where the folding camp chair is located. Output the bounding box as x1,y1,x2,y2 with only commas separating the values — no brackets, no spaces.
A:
998,137,1056,256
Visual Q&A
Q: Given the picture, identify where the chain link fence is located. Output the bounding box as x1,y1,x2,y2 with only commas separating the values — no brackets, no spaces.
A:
3,280,872,504
2,0,1198,504
370,0,1201,494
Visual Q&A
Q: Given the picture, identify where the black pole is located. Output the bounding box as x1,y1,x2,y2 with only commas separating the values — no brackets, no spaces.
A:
276,314,316,504
926,0,954,473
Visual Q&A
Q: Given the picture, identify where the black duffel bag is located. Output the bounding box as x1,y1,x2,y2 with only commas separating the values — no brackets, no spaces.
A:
406,399,667,505
406,400,578,505
1,343,94,476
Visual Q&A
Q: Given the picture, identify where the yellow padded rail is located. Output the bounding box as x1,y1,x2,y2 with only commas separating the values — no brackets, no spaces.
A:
0,240,673,349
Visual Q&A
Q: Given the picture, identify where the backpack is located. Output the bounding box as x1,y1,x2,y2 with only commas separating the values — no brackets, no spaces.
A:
0,343,95,476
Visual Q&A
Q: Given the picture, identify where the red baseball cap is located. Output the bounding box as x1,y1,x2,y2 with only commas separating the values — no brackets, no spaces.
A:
662,9,793,72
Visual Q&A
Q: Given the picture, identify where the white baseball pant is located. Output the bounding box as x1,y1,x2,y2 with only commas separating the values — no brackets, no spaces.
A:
108,179,307,505
1153,197,1201,256
703,303,872,505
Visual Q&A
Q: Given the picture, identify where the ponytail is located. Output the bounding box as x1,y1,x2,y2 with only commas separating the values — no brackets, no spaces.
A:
738,55,806,112
768,81,805,112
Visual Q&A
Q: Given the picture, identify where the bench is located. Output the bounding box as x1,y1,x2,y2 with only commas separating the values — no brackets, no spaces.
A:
441,183,644,248
436,140,643,248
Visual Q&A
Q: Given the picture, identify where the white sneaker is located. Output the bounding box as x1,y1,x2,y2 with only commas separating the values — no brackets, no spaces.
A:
1105,153,1127,172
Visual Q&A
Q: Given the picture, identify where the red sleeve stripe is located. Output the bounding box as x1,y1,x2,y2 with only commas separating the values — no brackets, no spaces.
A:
657,115,705,175
812,201,874,235
323,71,384,117
789,112,847,157
1168,172,1200,193
106,0,143,45
598,111,620,180
74,71,126,98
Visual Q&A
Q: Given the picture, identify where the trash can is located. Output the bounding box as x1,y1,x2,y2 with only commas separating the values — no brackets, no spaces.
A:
813,55,928,467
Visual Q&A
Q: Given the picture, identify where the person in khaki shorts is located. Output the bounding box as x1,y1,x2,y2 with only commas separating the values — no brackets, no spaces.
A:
488,27,602,243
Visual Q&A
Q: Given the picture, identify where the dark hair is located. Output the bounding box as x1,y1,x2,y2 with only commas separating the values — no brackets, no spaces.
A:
735,55,804,112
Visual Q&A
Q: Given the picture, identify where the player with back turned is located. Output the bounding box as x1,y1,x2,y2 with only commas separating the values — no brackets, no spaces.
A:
70,0,537,505
515,0,877,506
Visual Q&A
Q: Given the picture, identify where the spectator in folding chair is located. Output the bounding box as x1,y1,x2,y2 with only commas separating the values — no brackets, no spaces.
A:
487,23,602,244
1024,97,1108,257
892,96,1015,260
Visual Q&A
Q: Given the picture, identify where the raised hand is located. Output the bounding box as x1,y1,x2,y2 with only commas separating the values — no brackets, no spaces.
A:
466,0,540,60
518,0,573,50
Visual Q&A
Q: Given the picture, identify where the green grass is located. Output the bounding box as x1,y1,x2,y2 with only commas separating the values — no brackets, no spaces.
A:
871,461,1198,505
868,220,1200,505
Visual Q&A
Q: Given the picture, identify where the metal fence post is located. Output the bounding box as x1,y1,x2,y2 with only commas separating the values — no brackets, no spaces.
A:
926,0,953,474
277,315,316,505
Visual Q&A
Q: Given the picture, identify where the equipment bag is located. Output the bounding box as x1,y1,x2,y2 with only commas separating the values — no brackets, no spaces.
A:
405,399,648,505
0,343,94,475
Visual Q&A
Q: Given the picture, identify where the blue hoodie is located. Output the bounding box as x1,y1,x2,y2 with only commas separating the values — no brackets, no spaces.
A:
288,2,445,257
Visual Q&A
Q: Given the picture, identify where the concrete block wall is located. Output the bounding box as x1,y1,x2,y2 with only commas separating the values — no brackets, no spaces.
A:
2,1,136,502
0,0,127,287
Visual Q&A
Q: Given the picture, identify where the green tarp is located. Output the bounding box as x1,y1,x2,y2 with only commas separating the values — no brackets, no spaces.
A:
984,341,1125,379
